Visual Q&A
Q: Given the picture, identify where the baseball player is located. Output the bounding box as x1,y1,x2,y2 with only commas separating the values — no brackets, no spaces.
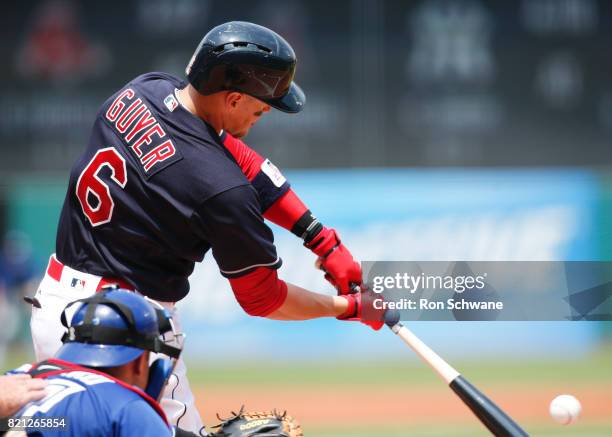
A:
28,21,381,435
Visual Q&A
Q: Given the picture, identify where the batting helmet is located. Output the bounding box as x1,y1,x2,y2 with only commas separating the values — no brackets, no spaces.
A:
56,288,181,369
186,21,305,113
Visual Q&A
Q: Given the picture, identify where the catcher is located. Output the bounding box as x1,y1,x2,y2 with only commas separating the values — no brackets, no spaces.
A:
8,288,302,437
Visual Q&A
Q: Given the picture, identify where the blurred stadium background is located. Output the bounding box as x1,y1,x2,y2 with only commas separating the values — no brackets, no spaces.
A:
0,0,611,435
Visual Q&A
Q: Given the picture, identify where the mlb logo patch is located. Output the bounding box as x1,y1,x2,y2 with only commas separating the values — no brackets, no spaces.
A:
164,94,179,112
261,159,287,188
71,278,86,289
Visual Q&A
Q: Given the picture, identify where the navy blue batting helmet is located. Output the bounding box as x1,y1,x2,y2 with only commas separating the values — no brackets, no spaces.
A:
186,21,305,113
56,289,181,368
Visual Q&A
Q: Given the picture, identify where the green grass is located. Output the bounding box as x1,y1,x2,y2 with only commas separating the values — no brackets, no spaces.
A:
7,345,611,388
185,345,612,387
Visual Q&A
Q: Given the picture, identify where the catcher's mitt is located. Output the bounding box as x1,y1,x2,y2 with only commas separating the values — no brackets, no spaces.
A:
210,407,304,437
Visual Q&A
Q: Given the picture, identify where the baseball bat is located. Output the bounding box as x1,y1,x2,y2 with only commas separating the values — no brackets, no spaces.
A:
384,310,529,436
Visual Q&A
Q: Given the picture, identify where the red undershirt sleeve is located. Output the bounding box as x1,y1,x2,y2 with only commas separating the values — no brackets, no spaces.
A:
228,267,288,317
222,132,264,181
221,132,323,243
263,189,309,231
222,132,294,213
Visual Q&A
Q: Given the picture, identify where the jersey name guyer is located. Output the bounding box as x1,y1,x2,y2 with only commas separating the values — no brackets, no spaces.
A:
105,88,178,174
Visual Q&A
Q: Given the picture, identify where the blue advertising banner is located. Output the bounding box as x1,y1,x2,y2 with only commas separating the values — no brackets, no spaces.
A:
179,168,601,361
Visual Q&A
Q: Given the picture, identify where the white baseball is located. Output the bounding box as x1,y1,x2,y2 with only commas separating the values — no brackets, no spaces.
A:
549,394,582,425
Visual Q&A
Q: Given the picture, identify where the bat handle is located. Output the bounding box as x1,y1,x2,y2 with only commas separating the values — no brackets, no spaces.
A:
391,323,460,384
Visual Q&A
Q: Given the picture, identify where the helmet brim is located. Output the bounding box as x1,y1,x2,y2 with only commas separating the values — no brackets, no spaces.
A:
264,82,305,114
55,342,144,368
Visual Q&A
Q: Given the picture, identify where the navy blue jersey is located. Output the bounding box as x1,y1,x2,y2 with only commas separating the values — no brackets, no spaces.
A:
9,361,171,437
56,73,287,302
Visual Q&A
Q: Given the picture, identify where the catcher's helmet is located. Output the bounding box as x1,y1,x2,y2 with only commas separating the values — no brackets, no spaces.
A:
186,21,305,113
56,288,181,368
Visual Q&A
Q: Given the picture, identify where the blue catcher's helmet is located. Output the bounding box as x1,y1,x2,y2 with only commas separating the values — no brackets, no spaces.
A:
186,21,306,113
56,289,181,368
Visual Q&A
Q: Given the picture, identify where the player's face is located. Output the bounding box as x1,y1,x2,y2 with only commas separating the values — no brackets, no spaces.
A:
225,93,271,138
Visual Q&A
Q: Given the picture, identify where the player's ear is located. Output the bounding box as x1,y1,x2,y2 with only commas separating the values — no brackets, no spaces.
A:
226,92,244,110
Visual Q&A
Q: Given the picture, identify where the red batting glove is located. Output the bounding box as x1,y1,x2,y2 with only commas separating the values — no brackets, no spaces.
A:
305,227,362,294
337,292,384,331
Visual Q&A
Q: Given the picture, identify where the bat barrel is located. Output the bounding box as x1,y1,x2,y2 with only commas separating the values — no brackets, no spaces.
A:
387,319,529,436
449,375,529,436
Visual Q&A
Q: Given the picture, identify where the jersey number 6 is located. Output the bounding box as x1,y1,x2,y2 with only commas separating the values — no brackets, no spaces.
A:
76,147,127,227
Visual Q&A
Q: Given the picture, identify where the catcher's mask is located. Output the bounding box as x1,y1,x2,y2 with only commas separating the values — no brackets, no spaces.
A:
56,287,184,401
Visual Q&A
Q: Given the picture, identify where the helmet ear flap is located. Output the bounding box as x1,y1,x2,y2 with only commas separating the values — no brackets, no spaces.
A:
145,358,174,401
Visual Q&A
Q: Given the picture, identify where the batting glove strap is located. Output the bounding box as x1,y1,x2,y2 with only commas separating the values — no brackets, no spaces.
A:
303,225,336,256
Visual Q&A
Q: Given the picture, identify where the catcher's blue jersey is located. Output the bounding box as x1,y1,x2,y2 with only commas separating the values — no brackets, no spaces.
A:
10,362,171,437
56,72,287,301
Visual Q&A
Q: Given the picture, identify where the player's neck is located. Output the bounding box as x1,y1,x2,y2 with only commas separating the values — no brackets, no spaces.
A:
178,85,224,135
